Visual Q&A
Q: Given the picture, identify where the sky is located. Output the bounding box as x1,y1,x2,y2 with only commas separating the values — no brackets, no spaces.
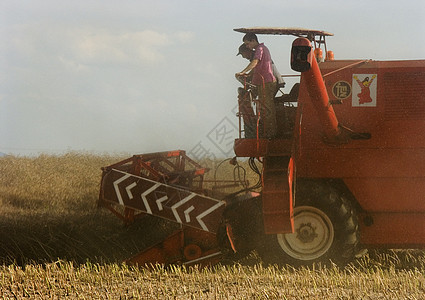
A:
1,0,424,158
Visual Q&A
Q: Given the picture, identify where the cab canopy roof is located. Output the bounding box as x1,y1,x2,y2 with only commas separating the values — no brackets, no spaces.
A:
234,27,333,41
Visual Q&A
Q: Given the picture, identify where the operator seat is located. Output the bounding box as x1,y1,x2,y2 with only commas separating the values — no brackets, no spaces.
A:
275,83,300,103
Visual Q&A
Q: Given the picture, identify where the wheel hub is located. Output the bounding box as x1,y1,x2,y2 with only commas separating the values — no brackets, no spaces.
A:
277,206,334,261
296,222,318,243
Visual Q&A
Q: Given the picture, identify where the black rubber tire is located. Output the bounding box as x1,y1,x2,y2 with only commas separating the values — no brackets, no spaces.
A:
257,180,359,267
217,195,263,261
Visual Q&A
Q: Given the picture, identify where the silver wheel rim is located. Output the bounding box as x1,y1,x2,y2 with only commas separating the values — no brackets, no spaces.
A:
277,206,334,261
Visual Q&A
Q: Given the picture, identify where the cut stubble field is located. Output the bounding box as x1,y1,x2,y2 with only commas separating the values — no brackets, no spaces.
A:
0,153,424,299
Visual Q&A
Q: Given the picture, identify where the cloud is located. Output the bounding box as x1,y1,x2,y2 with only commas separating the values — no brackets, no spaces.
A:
7,22,194,69
74,29,171,65
72,29,195,66
174,31,195,43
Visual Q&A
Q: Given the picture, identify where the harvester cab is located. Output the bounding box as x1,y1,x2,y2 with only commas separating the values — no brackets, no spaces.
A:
98,27,425,267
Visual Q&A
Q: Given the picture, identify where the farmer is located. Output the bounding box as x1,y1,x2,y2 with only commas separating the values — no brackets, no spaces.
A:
235,33,277,138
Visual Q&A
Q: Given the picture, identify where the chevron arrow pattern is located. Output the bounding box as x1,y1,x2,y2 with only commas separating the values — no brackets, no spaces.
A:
102,169,225,233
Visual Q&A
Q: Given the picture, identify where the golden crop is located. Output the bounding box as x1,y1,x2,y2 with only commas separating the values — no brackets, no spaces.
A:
0,153,424,298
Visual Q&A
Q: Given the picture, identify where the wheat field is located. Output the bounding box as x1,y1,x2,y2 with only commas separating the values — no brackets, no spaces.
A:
0,153,424,299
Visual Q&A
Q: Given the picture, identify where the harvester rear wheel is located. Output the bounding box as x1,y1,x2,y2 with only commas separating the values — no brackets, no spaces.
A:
257,180,359,267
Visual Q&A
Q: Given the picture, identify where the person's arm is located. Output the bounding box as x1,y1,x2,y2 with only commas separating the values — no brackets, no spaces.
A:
236,59,258,76
272,62,283,84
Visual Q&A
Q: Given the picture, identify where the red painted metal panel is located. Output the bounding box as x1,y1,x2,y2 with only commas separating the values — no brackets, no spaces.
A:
359,213,425,247
345,178,425,212
101,169,225,233
261,156,294,234
294,59,425,247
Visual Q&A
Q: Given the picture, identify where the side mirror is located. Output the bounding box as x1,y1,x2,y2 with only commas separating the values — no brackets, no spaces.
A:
291,38,313,72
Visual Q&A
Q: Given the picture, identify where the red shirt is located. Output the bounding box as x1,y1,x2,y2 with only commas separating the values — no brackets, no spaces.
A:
252,43,276,85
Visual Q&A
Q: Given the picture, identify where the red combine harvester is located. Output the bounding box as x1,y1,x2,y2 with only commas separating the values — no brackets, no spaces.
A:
98,27,425,267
